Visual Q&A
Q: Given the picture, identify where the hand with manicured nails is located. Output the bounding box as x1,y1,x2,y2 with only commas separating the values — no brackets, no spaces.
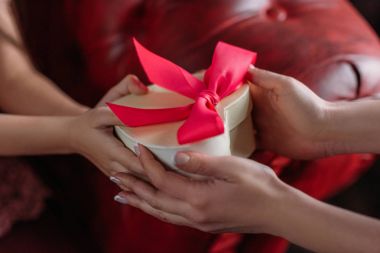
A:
68,75,148,176
110,69,380,253
112,145,380,253
111,145,286,234
248,66,332,159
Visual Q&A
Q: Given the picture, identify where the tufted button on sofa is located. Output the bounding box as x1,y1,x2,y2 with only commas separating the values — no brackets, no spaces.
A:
3,0,380,253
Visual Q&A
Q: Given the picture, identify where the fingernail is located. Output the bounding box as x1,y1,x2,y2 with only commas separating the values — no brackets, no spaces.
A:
131,75,140,83
175,152,190,165
248,64,255,71
134,144,141,157
139,82,148,91
110,176,121,185
132,76,148,91
114,194,128,204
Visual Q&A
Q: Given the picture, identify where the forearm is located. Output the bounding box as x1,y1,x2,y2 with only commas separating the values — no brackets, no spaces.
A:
269,184,380,253
0,68,88,115
0,3,88,116
0,114,74,155
324,99,380,154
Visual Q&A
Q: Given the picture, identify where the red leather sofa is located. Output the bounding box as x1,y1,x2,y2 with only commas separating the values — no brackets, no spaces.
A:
1,0,380,252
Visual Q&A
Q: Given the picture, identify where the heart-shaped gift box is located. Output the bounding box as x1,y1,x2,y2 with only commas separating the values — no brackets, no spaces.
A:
109,39,257,176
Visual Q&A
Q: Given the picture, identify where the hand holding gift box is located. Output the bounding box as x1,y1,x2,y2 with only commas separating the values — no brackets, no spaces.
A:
108,39,257,176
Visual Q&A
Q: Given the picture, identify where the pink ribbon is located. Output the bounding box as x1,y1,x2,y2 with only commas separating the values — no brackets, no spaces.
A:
108,39,257,144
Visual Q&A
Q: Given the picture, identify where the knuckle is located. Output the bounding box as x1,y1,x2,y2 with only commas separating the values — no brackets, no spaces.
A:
191,211,208,224
129,197,142,209
152,176,164,189
125,163,142,175
145,154,157,164
155,210,168,222
121,74,133,85
256,163,275,176
101,166,112,176
125,74,136,81
94,106,106,114
149,199,161,210
126,75,138,87
125,176,138,189
286,76,299,87
146,170,164,188
117,151,134,165
109,149,124,163
181,209,195,220
198,224,215,233
188,195,200,206
189,195,206,209
109,160,120,171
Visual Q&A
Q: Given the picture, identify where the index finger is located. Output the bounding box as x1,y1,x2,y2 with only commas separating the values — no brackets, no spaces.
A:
138,145,193,200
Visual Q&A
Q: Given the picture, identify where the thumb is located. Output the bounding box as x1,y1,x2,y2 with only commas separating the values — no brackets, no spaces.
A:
97,75,148,107
247,65,290,91
175,152,236,180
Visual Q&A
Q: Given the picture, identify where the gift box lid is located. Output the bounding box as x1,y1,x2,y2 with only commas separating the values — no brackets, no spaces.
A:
113,83,251,147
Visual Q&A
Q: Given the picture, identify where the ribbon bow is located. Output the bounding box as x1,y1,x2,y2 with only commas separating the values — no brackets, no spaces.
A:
108,39,257,144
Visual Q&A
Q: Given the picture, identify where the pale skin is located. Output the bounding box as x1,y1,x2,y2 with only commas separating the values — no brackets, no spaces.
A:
112,66,380,253
0,3,145,176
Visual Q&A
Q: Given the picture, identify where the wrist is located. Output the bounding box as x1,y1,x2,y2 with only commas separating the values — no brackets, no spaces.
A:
61,116,81,155
64,103,89,116
74,104,90,114
251,177,294,235
319,101,356,156
265,182,311,238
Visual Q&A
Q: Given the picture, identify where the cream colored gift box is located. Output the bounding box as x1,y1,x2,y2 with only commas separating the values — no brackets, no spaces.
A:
113,83,255,177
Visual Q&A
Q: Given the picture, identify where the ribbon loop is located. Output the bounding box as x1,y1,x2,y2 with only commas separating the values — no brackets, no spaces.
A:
108,39,257,144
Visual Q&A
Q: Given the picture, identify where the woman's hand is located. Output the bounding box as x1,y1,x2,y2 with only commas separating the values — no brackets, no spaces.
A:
248,66,333,159
67,75,148,176
111,145,287,234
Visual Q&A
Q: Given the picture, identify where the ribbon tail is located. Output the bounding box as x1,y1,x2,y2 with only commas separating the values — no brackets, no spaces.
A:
107,102,193,127
177,98,224,144
133,38,205,98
